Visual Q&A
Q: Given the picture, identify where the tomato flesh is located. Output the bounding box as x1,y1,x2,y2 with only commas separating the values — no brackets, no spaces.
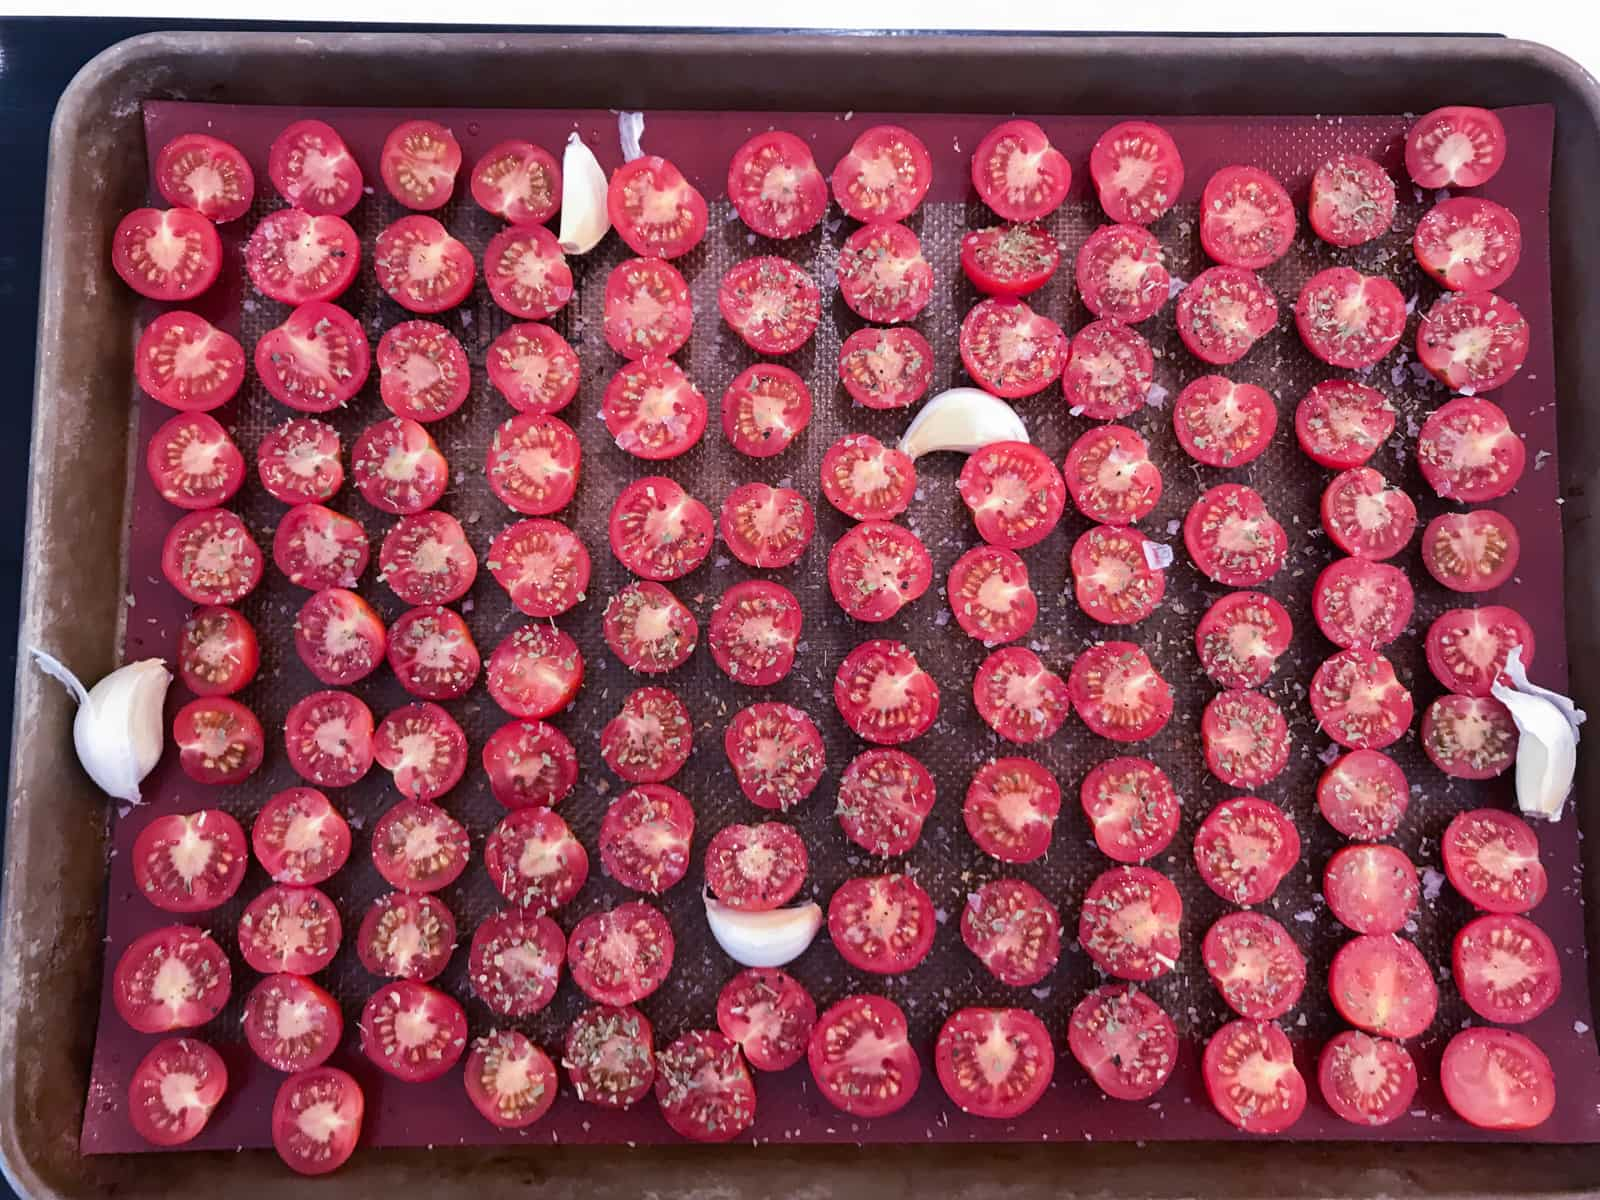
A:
827,520,932,622
1329,934,1438,1039
1202,911,1306,1020
370,797,469,893
567,901,676,1005
609,475,713,582
252,787,350,885
959,298,1066,400
387,606,480,702
374,215,475,314
379,511,477,606
973,647,1070,745
1295,380,1395,469
725,702,825,810
1319,1031,1418,1127
838,221,933,324
358,891,456,981
1201,166,1296,268
1176,266,1278,365
164,507,264,604
960,878,1061,987
599,783,695,894
608,155,708,259
487,412,582,514
1425,604,1535,696
1415,197,1522,291
563,1004,656,1109
820,434,916,520
373,701,467,801
709,580,802,686
487,323,581,415
1172,376,1276,468
831,124,931,222
1310,649,1413,750
487,624,582,718
1063,424,1162,525
1324,844,1420,935
1313,558,1414,650
839,326,933,410
1076,223,1168,323
132,809,247,913
947,545,1037,645
1441,1027,1554,1131
467,910,565,1016
1417,396,1526,502
376,320,469,422
1423,695,1519,780
1443,808,1547,913
1453,913,1561,1025
964,756,1061,863
464,1030,559,1130
1079,865,1182,981
268,119,361,216
1195,591,1292,688
1184,483,1286,586
602,358,708,461
809,994,921,1117
112,207,220,301
483,719,577,809
1308,154,1396,247
484,806,588,911
177,605,259,697
836,748,936,856
380,119,461,209
1203,1020,1306,1134
272,1067,363,1176
704,821,808,911
1070,524,1166,626
1067,641,1173,742
1296,267,1407,369
245,208,360,305
489,518,590,618
470,139,561,224
1068,984,1178,1101
136,311,245,413
1322,467,1416,561
360,980,467,1082
600,687,693,783
719,256,821,355
833,639,939,745
1062,319,1154,418
604,257,692,359
1423,509,1520,593
259,418,341,504
720,482,814,569
1201,689,1289,789
156,133,254,222
1080,755,1179,864
716,968,817,1072
960,223,1060,297
1317,750,1409,841
255,301,370,413
1416,291,1529,393
174,696,264,785
1089,121,1184,225
827,873,937,975
1194,796,1300,905
958,440,1065,548
604,581,698,675
128,1037,227,1147
727,130,827,239
112,925,231,1033
238,884,341,975
485,222,572,319
936,1007,1055,1119
1406,106,1507,189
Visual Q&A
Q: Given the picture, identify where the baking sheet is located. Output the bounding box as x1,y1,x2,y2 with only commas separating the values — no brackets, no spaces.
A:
79,99,1598,1152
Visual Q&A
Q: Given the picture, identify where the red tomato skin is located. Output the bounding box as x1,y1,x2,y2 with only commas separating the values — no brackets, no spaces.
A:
1440,1027,1555,1130
380,119,462,210
1406,106,1507,189
971,119,1070,222
271,1067,363,1176
831,124,932,222
808,994,921,1117
268,120,362,216
1089,121,1185,225
112,207,221,301
128,1037,228,1146
156,133,254,222
1328,934,1439,1039
727,130,827,240
1318,1031,1417,1127
1203,1020,1307,1134
934,1007,1055,1118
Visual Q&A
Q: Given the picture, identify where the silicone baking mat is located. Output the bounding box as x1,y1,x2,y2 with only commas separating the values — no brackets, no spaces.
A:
80,99,1599,1152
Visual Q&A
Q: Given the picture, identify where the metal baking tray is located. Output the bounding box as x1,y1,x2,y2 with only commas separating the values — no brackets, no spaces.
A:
8,29,1600,1200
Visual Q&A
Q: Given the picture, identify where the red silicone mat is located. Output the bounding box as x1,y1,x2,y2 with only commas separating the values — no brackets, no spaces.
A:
80,99,1598,1153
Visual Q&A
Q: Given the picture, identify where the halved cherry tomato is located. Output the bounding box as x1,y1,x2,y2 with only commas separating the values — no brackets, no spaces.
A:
959,297,1066,399
834,639,939,744
1322,467,1416,561
255,301,370,413
838,221,932,324
360,980,467,1082
485,223,572,319
132,809,246,913
252,787,350,885
1454,914,1561,1025
1295,379,1395,469
1202,690,1289,789
964,756,1061,863
283,689,373,787
1063,424,1161,525
1406,106,1506,188
136,311,244,413
838,326,933,410
960,878,1061,987
600,784,695,894
238,883,341,974
467,910,564,1016
1172,376,1276,467
1329,934,1438,1039
1325,844,1419,935
957,440,1065,548
1184,483,1286,586
709,580,802,685
1313,558,1413,650
832,124,931,222
725,702,825,810
1071,525,1166,625
1415,197,1522,291
1417,396,1525,502
271,1067,363,1176
374,215,474,314
602,357,707,460
155,133,254,222
1200,165,1295,268
268,119,361,216
487,412,581,513
727,130,827,239
1203,1020,1306,1134
245,209,359,304
1425,605,1535,696
809,993,920,1116
487,623,581,718
1195,591,1292,688
1090,121,1184,225
1310,649,1413,750
244,974,343,1071
1423,694,1519,780
828,873,936,974
719,482,814,569
1423,509,1520,593
112,924,230,1033
164,508,263,604
470,139,560,224
1068,984,1178,1100
1077,224,1168,323
1063,318,1154,418
294,587,385,685
820,434,915,521
960,224,1060,297
1443,808,1546,912
568,901,675,1004
273,503,367,591
704,821,808,910
1317,750,1408,841
717,968,816,1072
379,510,477,605
655,1030,757,1142
564,1004,656,1109
128,1037,227,1147
387,606,480,701
1202,911,1305,1020
1308,154,1396,247
463,1030,558,1130
174,696,264,784
1441,1027,1554,1131
1079,865,1182,981
973,647,1070,744
1194,796,1300,905
376,320,469,422
600,687,692,783
609,476,713,581
719,256,821,354
489,518,589,618
358,891,456,981
380,119,461,209
608,155,707,259
177,605,258,696
483,719,577,809
1296,267,1406,368
1080,756,1179,864
604,257,692,359
1319,1031,1417,1127
1068,641,1173,741
374,701,466,801
723,364,811,457
259,418,342,504
1417,291,1529,393
604,581,698,674
936,1007,1054,1119
487,323,581,415
836,748,936,856
948,545,1036,645
484,806,588,910
1176,266,1278,365
112,207,220,300
972,119,1070,223
828,520,932,621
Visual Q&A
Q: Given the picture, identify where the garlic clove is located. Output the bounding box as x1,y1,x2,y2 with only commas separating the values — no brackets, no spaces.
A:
703,892,822,967
32,651,170,804
557,132,610,256
617,111,646,163
1490,645,1584,822
897,388,1029,460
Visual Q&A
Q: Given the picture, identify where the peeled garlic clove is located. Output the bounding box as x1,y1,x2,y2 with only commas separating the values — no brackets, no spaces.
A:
31,650,170,804
557,132,610,256
898,388,1029,460
704,892,822,967
1491,645,1585,822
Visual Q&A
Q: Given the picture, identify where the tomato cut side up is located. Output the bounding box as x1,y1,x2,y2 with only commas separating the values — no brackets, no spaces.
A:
379,510,477,606
373,215,474,314
609,475,713,582
1295,380,1396,469
1454,913,1561,1025
1441,1027,1555,1131
1068,984,1178,1101
1194,796,1300,905
1308,154,1396,247
1324,844,1420,935
464,1030,559,1130
136,311,245,413
128,1037,227,1147
1321,467,1417,561
1070,524,1167,626
486,623,583,718
283,689,373,788
177,605,258,697
467,911,565,1017
174,697,264,785
380,119,461,210
1062,319,1154,418
1203,1020,1306,1134
1406,106,1506,189
1416,291,1530,393
255,301,371,413
272,1067,363,1176
238,884,341,975
1317,750,1409,841
957,440,1066,548
603,256,692,360
1184,483,1286,586
717,968,817,1072
1425,605,1535,696
1422,509,1520,593
1172,376,1277,468
564,1004,656,1109
1063,424,1162,525
388,606,480,701
719,256,822,355
358,891,456,981
1077,223,1169,323
1423,695,1519,780
112,925,231,1033
809,994,921,1117
164,507,264,604
1079,865,1182,981
470,139,561,224
487,323,582,415
704,821,809,911
567,901,676,1005
1443,808,1547,913
600,783,695,894
604,581,698,675
1200,166,1296,269
959,297,1067,399
244,973,344,1072
827,873,937,975
1296,267,1407,369
965,756,1061,863
1329,934,1438,1039
487,412,582,514
373,701,467,801
831,124,931,222
360,980,467,1082
273,503,367,592
132,809,247,914
484,806,588,911
1415,197,1522,291
252,787,351,885
1195,591,1292,688
1313,558,1414,651
1089,120,1184,225
972,119,1070,222
245,208,360,305
727,130,827,239
1417,397,1526,502
484,222,572,320
709,580,803,686
1201,690,1289,789
820,434,916,520
608,155,708,259
720,482,814,569
1319,1031,1418,1127
839,326,934,410
1202,911,1306,1020
724,702,826,810
1176,266,1278,365
376,320,469,422
268,119,361,216
489,518,590,618
483,719,577,809
835,748,936,857
259,418,342,504
1067,641,1173,741
370,798,468,893
600,687,693,784
960,878,1062,987
827,520,932,622
1080,755,1179,864
351,417,448,515
947,544,1037,645
838,221,933,324
112,207,221,301
602,357,708,461
155,133,254,222
936,1007,1055,1119
294,587,384,686
972,647,1070,745
1309,649,1413,751
961,223,1060,297
833,639,939,745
